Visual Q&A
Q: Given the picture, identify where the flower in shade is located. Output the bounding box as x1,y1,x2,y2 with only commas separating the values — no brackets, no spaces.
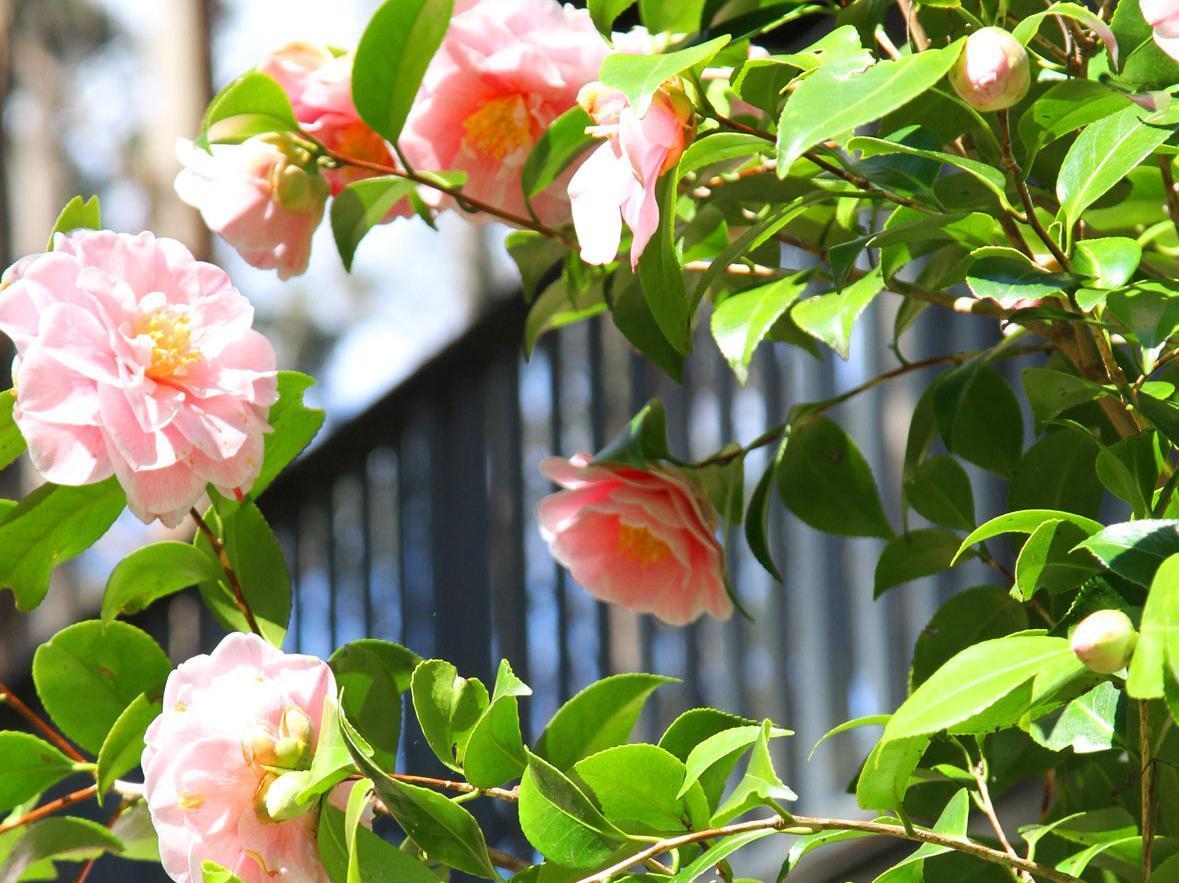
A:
142,633,341,883
0,230,277,526
175,133,328,280
400,0,608,225
257,42,407,198
1142,0,1179,60
537,453,730,625
568,80,695,267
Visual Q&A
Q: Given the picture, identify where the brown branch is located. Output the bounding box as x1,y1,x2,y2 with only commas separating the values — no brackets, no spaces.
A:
1159,156,1179,245
1141,700,1156,876
996,110,1071,271
0,785,98,835
972,759,1034,883
576,814,1086,883
0,681,86,762
897,0,931,50
386,773,519,803
190,508,262,638
488,847,532,873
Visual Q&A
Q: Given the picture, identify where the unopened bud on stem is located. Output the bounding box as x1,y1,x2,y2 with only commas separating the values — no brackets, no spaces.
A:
1071,609,1138,674
949,27,1031,112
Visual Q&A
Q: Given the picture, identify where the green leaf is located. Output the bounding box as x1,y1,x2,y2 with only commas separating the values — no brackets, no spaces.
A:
351,0,454,144
874,529,967,597
657,708,756,809
955,509,1103,564
47,196,101,248
592,400,672,467
1073,237,1141,289
1111,0,1179,89
679,133,769,176
330,177,416,272
712,720,796,824
329,639,418,770
32,620,171,755
1127,551,1179,697
0,391,25,474
777,415,892,539
1021,368,1107,430
1056,105,1172,234
463,659,531,789
637,174,691,355
524,276,607,357
575,744,710,834
0,733,73,813
410,659,489,773
792,267,884,360
589,0,637,34
194,502,291,647
318,804,438,883
1096,431,1160,517
674,830,777,882
298,698,354,805
711,273,809,383
776,39,964,176
1008,427,1103,519
910,586,1028,690
610,268,684,383
0,478,125,611
965,249,1068,307
1106,282,1179,370
536,673,675,770
101,541,222,624
903,455,974,531
1029,681,1123,754
1013,3,1119,64
679,725,790,801
1076,520,1179,588
507,231,565,303
882,635,1085,745
856,734,929,812
809,715,889,761
198,71,298,148
522,107,595,199
874,788,971,883
685,453,744,525
251,372,325,501
848,135,1010,211
1013,520,1098,599
744,439,786,581
934,364,1024,479
0,817,123,883
96,691,163,798
518,749,628,869
1017,80,1130,169
599,36,731,111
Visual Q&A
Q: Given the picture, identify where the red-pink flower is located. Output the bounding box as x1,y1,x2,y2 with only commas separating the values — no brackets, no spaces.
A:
175,134,327,280
568,82,695,267
400,0,608,225
537,453,730,625
1142,0,1179,60
142,633,337,883
257,43,405,198
0,230,277,526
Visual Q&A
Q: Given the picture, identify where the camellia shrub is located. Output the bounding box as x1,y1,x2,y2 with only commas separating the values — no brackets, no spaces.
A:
4,0,1179,880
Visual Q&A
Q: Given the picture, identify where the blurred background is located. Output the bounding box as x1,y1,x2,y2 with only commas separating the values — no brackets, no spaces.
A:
0,2,1015,880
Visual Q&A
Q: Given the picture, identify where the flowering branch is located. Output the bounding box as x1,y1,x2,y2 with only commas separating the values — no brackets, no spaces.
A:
189,508,263,638
0,681,86,762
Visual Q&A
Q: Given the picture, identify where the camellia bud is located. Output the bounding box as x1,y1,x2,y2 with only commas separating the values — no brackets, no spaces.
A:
948,27,1031,112
256,771,314,823
241,722,279,768
273,705,314,769
1070,609,1138,674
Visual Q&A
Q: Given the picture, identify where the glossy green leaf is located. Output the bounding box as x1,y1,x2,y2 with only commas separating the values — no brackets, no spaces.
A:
0,478,125,611
903,455,974,531
711,273,809,383
712,720,796,824
637,174,691,354
522,106,594,199
678,724,790,800
1028,681,1123,754
1073,237,1141,289
197,71,298,148
0,733,74,814
1017,80,1130,169
610,268,684,383
658,708,756,809
0,817,123,883
463,659,530,788
874,529,967,597
1021,368,1107,430
1096,431,1160,517
674,830,777,882
599,36,731,112
592,400,672,467
1111,0,1179,89
1106,282,1179,370
1013,519,1098,599
910,586,1028,690
777,415,892,539
1076,519,1179,588
0,392,24,474
536,673,675,770
250,371,325,501
589,0,637,34
524,276,607,357
47,196,100,248
318,804,438,883
965,249,1068,307
575,744,710,834
856,734,929,812
330,177,416,271
298,698,354,805
744,438,786,581
679,132,769,176
507,230,565,303
874,788,970,883
96,691,163,799
792,267,884,360
32,620,171,755
329,639,418,770
955,510,1102,564
848,134,1010,210
410,659,489,773
101,541,222,624
934,364,1023,479
1126,552,1179,697
1008,427,1103,519
352,0,454,144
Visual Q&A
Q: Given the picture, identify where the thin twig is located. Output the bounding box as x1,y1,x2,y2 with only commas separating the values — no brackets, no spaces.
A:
576,814,1086,883
387,773,519,803
0,681,86,762
1158,156,1179,245
971,755,1034,883
488,847,532,873
898,0,931,50
1141,700,1156,876
0,785,98,835
190,507,263,637
996,110,1071,271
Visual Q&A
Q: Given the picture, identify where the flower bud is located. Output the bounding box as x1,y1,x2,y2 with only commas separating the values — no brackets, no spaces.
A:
241,722,279,768
257,771,314,823
949,27,1030,112
1071,609,1138,674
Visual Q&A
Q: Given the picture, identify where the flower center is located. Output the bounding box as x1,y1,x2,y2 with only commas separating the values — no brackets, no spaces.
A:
462,94,534,161
138,309,198,380
617,522,670,567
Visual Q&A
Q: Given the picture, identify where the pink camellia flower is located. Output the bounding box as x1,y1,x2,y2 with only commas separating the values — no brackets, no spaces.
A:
400,0,608,225
1142,0,1179,60
537,453,730,625
947,27,1031,112
175,133,328,280
0,230,277,527
568,80,695,267
142,633,339,883
257,43,405,198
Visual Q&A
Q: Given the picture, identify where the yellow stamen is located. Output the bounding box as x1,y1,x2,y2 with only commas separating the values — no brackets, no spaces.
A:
178,792,205,811
462,95,534,161
138,310,199,380
617,522,670,567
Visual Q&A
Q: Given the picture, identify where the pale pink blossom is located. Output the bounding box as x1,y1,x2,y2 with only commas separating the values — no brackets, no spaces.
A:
1142,0,1179,60
142,633,338,883
257,43,406,198
0,230,277,527
400,0,608,225
537,453,730,625
947,27,1030,112
568,82,695,267
175,135,327,280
